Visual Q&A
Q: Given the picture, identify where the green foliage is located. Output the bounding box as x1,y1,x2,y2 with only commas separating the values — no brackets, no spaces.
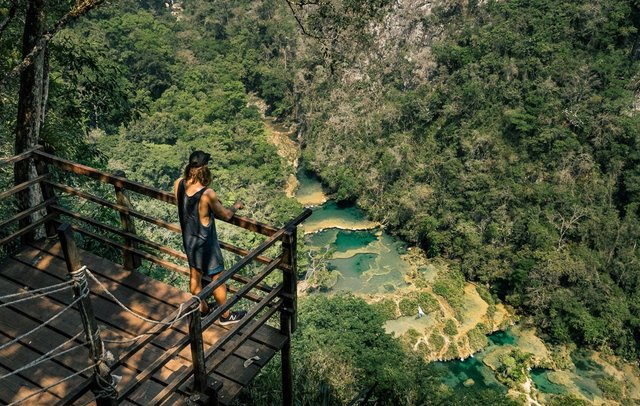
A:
296,0,640,358
432,268,465,317
371,298,397,320
443,319,458,337
443,342,459,360
495,349,534,388
547,394,589,406
399,290,439,316
596,376,625,401
429,333,445,353
467,324,489,351
402,328,421,347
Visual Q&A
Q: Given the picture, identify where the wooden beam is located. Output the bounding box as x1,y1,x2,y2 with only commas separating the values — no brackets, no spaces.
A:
34,150,280,236
57,223,118,406
0,145,42,167
0,212,57,247
113,170,142,270
0,197,54,230
0,173,49,200
35,159,58,237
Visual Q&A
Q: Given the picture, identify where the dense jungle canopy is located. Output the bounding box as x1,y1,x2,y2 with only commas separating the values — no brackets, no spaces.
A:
1,0,639,404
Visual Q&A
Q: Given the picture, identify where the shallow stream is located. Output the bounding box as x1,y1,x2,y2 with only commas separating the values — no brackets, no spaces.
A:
294,163,616,402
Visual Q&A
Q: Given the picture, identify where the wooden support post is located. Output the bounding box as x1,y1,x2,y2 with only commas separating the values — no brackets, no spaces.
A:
280,227,297,406
112,170,141,270
58,223,118,406
35,158,57,237
188,309,218,405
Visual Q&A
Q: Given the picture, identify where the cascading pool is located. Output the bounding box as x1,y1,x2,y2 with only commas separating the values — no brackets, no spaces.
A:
294,164,615,402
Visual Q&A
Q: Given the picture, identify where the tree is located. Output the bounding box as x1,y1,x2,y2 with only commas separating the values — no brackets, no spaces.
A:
7,0,105,240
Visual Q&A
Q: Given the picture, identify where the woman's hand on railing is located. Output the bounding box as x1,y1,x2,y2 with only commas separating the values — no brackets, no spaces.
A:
233,200,244,211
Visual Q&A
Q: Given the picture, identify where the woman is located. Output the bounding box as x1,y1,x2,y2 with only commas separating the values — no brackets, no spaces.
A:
173,150,245,324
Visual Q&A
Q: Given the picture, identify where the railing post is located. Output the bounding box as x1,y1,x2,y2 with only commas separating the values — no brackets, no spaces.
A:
112,170,141,270
58,223,118,405
35,157,57,238
280,227,297,406
188,309,218,405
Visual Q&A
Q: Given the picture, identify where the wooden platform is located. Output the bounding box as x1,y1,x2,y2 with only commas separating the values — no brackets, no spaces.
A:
0,239,287,405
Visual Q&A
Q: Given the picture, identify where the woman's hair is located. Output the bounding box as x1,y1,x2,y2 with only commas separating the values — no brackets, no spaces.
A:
183,164,212,186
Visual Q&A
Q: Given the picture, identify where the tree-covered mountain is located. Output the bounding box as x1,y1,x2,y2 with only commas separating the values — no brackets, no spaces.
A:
2,0,640,403
289,0,640,358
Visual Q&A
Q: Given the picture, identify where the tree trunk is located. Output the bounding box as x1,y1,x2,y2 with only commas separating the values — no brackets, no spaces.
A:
14,0,46,242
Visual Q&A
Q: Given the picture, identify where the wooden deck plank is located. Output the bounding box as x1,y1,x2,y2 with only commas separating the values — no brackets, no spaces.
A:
211,372,244,406
32,240,284,348
0,283,168,406
32,240,193,304
29,239,283,378
0,257,185,404
0,365,61,405
214,354,261,386
0,326,92,401
0,306,92,374
0,271,189,375
8,250,194,351
233,339,277,367
16,245,235,352
1,241,286,406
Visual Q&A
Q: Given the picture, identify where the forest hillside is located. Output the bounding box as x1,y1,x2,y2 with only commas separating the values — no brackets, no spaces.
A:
1,0,639,405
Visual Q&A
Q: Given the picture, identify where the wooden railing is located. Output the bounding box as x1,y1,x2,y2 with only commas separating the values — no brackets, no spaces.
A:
0,146,311,405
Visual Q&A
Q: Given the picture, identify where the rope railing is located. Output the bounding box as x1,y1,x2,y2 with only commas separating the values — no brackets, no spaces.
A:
0,279,73,308
86,267,200,326
0,330,85,381
0,282,88,352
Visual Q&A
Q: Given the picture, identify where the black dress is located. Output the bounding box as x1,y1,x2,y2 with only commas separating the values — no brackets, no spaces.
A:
177,180,224,274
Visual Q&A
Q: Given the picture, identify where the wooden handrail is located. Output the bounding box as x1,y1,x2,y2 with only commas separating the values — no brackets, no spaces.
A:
0,145,42,167
0,198,55,230
34,149,279,236
0,213,57,247
52,205,188,261
48,181,283,268
0,174,49,200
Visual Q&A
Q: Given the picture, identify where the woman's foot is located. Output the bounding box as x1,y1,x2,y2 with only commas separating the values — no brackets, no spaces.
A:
219,310,247,326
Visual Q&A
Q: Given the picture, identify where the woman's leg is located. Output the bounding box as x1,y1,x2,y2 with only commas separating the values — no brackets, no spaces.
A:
211,272,230,318
190,267,208,313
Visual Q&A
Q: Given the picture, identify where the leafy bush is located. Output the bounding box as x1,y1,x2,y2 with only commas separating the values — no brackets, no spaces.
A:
443,319,458,337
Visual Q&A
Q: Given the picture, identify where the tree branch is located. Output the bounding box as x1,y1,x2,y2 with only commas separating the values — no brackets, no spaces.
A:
284,0,324,40
0,0,19,38
0,0,106,90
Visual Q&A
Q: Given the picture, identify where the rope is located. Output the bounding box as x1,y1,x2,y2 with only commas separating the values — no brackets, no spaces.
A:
6,363,96,406
0,290,88,352
0,331,85,381
0,279,73,301
102,331,155,344
84,268,200,327
0,284,73,308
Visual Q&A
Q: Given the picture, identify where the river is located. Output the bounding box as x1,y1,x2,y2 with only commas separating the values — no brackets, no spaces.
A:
260,114,639,403
292,164,637,404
